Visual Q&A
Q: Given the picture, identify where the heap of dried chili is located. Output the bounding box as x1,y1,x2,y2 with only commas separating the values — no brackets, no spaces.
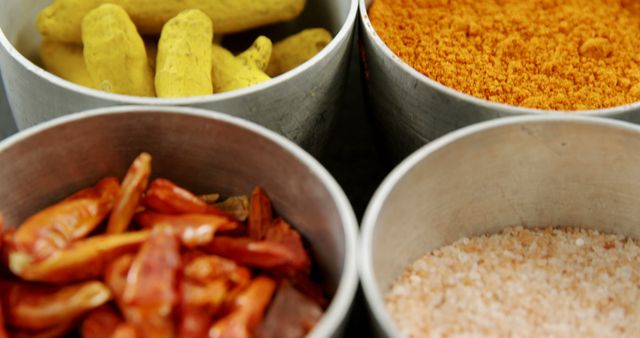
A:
0,152,326,338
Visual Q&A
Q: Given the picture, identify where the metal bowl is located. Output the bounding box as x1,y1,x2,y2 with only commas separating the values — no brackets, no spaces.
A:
358,0,640,161
360,115,640,337
0,105,359,338
0,0,358,154
0,72,16,139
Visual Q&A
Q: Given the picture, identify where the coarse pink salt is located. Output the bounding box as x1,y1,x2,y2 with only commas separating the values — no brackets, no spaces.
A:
385,226,640,337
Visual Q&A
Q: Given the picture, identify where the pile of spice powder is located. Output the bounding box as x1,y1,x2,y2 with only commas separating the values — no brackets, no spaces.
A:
386,227,640,337
368,0,640,110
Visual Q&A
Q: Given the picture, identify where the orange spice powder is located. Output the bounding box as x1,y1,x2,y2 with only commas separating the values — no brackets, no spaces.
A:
368,0,640,111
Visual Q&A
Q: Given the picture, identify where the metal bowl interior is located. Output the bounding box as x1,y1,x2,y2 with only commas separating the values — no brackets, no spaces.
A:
360,115,640,337
0,0,358,153
358,0,640,160
0,106,359,338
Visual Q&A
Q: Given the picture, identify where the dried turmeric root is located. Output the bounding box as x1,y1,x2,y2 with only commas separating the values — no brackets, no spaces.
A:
155,9,213,98
266,28,333,77
211,45,270,93
40,40,95,89
37,0,306,44
81,4,155,97
237,36,273,73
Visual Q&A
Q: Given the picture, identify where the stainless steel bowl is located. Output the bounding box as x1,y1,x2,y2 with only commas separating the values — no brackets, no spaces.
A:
0,71,16,139
0,105,359,338
0,0,358,154
360,115,640,337
358,0,640,161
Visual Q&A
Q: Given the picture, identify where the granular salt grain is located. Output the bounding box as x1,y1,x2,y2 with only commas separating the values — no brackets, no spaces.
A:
385,227,640,337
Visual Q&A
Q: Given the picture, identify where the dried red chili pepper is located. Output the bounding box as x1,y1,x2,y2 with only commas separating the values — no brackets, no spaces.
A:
255,281,323,338
8,320,77,338
104,253,139,323
208,276,276,338
11,177,119,260
135,212,239,247
104,254,134,301
182,253,251,286
0,227,14,279
122,226,180,338
204,237,301,270
107,153,151,234
0,152,327,338
0,296,7,338
248,187,273,240
111,323,140,338
81,304,124,338
11,230,148,283
143,179,231,219
1,280,111,330
265,218,310,274
177,278,228,338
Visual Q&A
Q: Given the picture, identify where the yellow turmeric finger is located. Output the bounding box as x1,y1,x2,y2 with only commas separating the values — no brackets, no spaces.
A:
155,9,213,98
266,28,333,77
37,0,104,43
211,45,270,93
81,4,155,97
40,40,95,89
236,36,273,72
38,0,306,44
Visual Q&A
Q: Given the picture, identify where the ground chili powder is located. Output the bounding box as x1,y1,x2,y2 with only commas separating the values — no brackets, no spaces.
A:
368,0,640,111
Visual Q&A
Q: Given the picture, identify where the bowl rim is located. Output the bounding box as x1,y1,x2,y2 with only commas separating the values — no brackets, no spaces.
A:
358,114,640,337
358,0,640,116
0,105,360,338
0,0,359,103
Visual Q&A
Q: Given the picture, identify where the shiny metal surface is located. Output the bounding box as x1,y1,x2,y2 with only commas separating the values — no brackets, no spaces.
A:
0,71,16,139
0,0,358,154
0,106,359,338
358,0,640,161
360,115,640,337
